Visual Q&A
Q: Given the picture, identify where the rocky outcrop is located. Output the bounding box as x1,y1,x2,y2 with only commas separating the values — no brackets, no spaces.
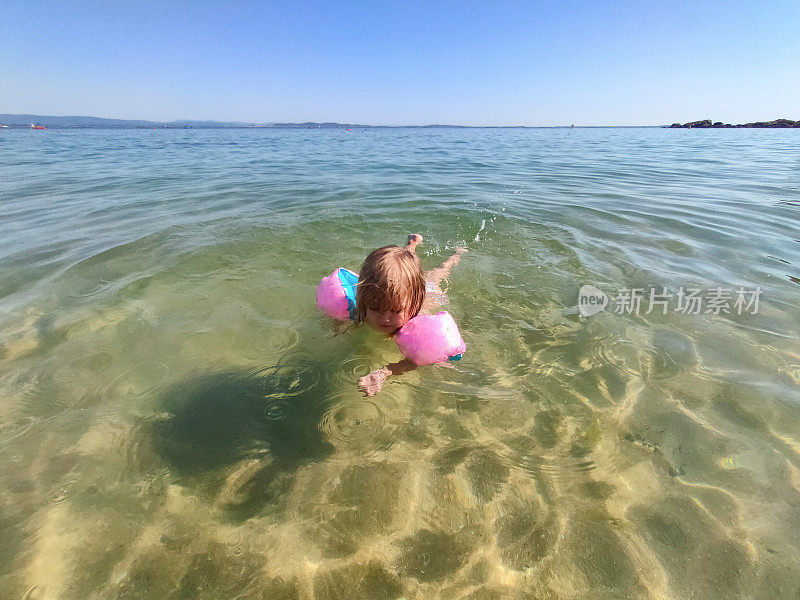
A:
669,118,800,128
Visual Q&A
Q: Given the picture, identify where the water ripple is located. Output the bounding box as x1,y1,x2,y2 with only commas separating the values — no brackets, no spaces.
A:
319,395,389,453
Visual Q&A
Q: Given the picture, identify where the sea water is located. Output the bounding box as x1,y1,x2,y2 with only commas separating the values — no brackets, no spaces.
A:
1,127,799,599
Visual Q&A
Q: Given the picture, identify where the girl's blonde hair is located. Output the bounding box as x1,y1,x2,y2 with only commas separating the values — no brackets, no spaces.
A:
355,246,425,323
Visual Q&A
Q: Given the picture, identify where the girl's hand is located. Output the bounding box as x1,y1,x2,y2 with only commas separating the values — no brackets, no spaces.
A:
357,360,416,397
358,367,390,397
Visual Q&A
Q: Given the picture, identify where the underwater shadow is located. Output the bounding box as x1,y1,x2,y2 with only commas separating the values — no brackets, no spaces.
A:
151,360,333,520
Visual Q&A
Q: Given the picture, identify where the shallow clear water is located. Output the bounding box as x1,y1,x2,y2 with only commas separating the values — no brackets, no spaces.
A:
1,127,799,599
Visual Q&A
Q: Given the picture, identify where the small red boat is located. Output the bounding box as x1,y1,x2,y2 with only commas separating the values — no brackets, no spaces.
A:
31,124,48,130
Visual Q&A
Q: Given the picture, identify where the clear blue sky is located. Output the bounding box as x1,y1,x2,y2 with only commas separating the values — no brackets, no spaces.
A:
2,0,798,126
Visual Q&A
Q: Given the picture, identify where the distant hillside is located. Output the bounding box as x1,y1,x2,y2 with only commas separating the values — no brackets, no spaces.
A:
0,114,523,129
0,114,378,129
0,114,160,128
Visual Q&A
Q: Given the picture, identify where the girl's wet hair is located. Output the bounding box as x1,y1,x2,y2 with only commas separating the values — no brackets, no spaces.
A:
355,246,425,323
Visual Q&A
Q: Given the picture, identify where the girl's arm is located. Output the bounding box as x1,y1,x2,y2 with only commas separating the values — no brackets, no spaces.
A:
358,358,418,397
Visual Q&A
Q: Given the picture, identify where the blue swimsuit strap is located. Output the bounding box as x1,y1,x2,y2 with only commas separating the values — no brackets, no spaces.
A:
338,268,359,320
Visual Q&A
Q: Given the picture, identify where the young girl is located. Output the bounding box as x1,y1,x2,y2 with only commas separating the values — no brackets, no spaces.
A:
355,234,466,397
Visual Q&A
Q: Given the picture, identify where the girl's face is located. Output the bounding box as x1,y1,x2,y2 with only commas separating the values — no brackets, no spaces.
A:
364,307,410,335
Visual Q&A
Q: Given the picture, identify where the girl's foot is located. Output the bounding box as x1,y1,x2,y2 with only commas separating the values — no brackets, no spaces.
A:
406,234,423,254
442,247,467,269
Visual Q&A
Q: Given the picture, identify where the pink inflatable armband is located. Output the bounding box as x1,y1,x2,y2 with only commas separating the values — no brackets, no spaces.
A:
316,268,358,320
394,311,466,365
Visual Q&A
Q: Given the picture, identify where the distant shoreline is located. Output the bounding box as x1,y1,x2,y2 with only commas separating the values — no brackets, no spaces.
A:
0,124,657,130
1,114,798,129
0,115,642,129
